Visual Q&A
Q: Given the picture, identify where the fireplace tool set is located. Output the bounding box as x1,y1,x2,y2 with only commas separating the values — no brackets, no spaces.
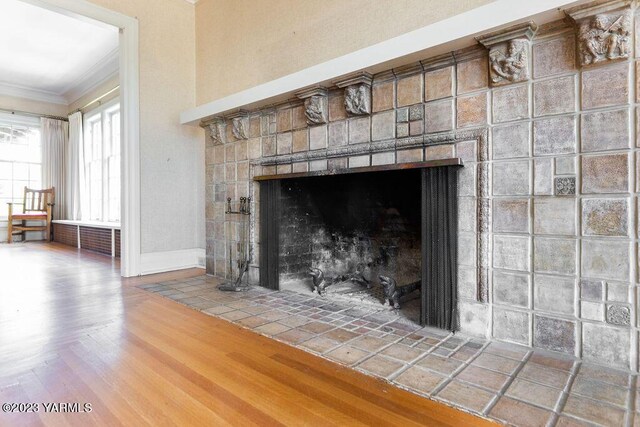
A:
218,197,252,292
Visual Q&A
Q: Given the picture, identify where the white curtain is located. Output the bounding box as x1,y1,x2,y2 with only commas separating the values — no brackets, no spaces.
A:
41,117,68,221
66,112,84,220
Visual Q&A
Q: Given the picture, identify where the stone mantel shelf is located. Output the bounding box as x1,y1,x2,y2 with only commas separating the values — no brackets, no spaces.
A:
180,0,579,126
253,158,463,181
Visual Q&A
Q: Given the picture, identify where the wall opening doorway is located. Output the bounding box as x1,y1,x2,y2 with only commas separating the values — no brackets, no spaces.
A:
1,0,140,276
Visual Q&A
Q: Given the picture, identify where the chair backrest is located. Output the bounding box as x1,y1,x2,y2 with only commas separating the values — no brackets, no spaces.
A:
22,187,55,213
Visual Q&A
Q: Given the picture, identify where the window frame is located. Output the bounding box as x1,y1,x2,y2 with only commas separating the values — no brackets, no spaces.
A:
0,113,42,220
82,97,121,223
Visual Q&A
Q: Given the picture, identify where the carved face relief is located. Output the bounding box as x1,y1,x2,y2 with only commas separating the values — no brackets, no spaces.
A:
344,84,371,115
208,122,224,145
489,39,529,85
232,117,248,140
577,10,631,66
304,95,327,125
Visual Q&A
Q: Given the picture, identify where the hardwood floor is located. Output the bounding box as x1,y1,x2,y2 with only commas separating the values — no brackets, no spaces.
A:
0,242,492,426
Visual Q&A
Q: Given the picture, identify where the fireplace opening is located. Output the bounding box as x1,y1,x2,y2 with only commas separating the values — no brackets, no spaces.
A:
258,162,460,330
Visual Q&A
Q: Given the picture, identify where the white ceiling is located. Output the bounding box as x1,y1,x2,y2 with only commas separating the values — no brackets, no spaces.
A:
0,0,119,105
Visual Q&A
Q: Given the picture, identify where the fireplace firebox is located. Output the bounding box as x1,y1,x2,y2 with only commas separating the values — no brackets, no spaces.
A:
257,160,461,330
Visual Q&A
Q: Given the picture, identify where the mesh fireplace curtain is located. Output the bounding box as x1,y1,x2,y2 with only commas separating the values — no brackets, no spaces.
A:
421,166,459,331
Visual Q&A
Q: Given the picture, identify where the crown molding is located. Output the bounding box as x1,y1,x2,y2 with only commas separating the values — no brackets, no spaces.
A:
183,0,198,4
0,81,67,105
62,48,120,104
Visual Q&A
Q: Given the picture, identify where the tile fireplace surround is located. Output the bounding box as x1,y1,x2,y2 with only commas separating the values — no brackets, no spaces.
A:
204,0,640,372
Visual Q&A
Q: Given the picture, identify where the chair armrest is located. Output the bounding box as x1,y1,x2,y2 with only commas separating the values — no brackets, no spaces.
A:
6,202,23,206
47,203,55,206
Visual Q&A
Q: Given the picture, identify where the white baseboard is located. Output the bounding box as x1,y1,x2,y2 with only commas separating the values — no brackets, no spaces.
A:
140,248,205,275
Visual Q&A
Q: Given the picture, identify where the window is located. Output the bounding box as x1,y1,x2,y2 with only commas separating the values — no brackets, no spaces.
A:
83,100,120,222
0,114,41,219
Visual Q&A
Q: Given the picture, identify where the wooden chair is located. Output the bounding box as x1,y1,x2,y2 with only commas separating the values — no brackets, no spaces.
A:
7,187,55,243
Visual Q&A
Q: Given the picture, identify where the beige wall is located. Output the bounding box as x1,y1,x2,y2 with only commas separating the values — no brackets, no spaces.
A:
195,0,495,103
0,95,68,117
84,0,204,254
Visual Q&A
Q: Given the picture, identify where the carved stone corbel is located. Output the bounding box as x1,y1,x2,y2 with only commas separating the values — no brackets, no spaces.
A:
335,72,372,116
565,0,632,67
476,22,537,86
227,111,249,140
296,87,328,125
201,117,225,145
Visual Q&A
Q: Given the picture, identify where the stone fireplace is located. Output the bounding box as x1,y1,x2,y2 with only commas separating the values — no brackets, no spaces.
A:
204,0,639,370
256,162,460,328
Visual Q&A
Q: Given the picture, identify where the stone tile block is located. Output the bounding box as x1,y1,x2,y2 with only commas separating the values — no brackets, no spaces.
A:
493,84,529,123
581,301,603,321
493,199,530,233
555,157,575,175
534,275,575,315
249,116,260,138
348,117,370,144
371,111,395,141
394,366,445,395
309,159,327,172
425,144,454,160
534,237,576,275
396,73,423,107
276,132,292,155
425,66,453,101
534,197,576,236
493,308,529,344
247,138,261,159
372,81,394,112
328,121,347,148
533,75,576,117
424,99,454,133
225,143,236,162
409,104,423,121
397,123,409,138
582,323,630,368
348,155,369,168
563,395,625,426
534,158,553,195
533,35,575,78
608,283,629,303
492,122,530,160
472,352,520,374
456,365,509,392
292,162,308,173
555,177,576,196
519,360,571,387
276,164,292,175
309,125,327,150
328,94,347,121
492,160,530,196
409,120,423,136
533,116,576,156
396,148,423,163
581,240,630,281
371,151,395,166
533,315,576,354
493,270,530,308
457,93,487,128
458,301,488,337
490,397,554,427
236,140,248,161
291,129,309,153
581,153,629,194
276,108,292,132
291,106,306,130
437,380,495,412
458,165,475,197
456,140,476,163
396,108,408,123
458,265,477,300
582,63,629,110
327,158,347,170
506,379,562,410
581,108,630,153
493,235,530,272
458,198,476,232
262,136,276,157
582,198,629,236
457,57,488,94
225,163,236,181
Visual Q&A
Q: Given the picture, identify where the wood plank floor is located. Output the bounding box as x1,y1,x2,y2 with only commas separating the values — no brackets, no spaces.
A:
0,242,493,426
